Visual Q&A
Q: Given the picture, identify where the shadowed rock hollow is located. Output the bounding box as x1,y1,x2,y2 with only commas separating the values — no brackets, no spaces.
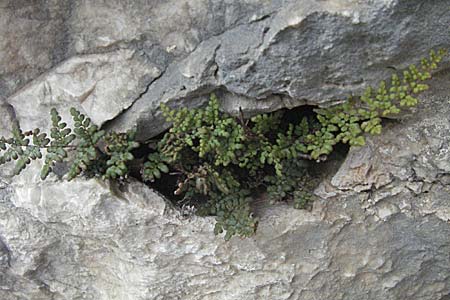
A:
3,0,450,137
0,1,450,299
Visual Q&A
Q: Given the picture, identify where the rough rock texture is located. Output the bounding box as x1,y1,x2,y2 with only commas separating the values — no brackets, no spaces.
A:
7,49,160,132
0,0,73,102
2,0,449,138
1,1,450,299
1,71,450,300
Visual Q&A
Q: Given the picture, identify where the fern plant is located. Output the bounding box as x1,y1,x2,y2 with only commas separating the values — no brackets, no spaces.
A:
142,152,169,182
150,95,321,239
0,48,446,240
307,49,447,160
102,130,140,179
264,158,316,209
0,107,140,181
40,108,76,179
145,49,446,239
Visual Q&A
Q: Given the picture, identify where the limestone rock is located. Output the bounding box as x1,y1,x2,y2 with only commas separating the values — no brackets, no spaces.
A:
7,49,160,132
0,71,449,300
1,1,450,299
0,0,73,101
3,0,450,139
0,102,15,137
102,0,450,139
325,70,450,227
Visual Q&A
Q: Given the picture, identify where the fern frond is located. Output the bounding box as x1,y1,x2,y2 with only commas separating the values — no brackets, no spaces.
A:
308,48,448,159
40,108,76,179
67,108,105,180
103,130,140,179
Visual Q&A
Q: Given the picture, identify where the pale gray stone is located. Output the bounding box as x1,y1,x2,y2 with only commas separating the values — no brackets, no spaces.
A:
1,1,450,299
0,102,15,137
0,72,449,300
105,0,450,140
7,49,160,132
3,0,449,139
0,0,73,101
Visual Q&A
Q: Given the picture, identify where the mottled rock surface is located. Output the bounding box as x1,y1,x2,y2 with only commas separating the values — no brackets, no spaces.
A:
2,0,449,138
1,1,450,300
0,70,449,300
7,49,160,132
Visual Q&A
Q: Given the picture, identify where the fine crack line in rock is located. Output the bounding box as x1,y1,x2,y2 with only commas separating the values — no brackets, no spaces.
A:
0,235,12,268
78,83,96,104
101,65,167,130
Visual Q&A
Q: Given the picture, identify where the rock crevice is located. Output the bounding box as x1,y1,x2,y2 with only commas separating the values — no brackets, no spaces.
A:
1,1,450,299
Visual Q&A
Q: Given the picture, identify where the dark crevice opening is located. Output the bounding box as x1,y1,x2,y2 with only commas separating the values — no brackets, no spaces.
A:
126,104,351,209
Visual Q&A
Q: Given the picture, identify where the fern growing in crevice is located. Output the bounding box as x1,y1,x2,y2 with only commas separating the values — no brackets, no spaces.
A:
0,48,446,240
146,49,446,239
102,130,140,180
0,107,140,182
198,189,257,240
264,158,316,210
66,108,106,180
41,108,76,179
0,123,45,176
307,49,447,160
142,152,169,182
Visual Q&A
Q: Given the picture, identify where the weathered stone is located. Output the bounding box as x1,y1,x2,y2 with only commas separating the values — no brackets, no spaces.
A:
1,1,450,299
7,49,160,132
105,0,450,140
3,0,450,139
0,0,74,101
0,102,15,137
0,71,449,300
330,70,450,194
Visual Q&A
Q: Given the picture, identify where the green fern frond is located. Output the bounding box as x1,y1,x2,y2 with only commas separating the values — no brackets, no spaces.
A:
67,108,105,180
40,108,76,179
308,48,447,160
103,130,140,180
0,47,446,241
142,152,169,182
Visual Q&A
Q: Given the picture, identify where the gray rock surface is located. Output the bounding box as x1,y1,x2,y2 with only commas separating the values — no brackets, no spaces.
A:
1,1,450,299
0,71,449,300
0,0,73,102
2,0,449,139
7,49,160,132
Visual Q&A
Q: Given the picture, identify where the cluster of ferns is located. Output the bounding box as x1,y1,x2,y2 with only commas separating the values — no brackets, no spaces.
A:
0,49,446,239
